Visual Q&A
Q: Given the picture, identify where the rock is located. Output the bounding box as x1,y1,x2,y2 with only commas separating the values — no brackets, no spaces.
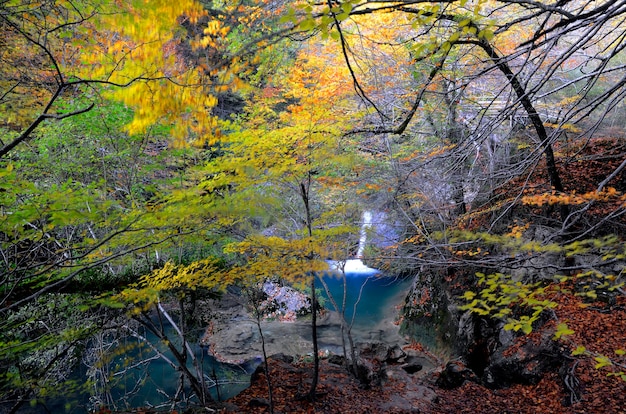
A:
388,344,407,362
269,353,294,364
353,358,385,388
498,323,516,348
327,354,346,366
436,361,478,389
358,341,406,363
250,363,266,383
401,352,438,381
378,384,437,413
401,362,423,374
452,302,565,390
248,397,270,408
456,310,475,352
251,354,299,383
201,289,409,366
483,330,563,388
379,355,439,412
401,268,458,351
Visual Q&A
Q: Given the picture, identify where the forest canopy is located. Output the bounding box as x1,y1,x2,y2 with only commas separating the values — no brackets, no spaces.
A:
1,0,625,412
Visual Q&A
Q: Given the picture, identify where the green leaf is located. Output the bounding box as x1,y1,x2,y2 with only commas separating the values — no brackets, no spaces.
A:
479,29,495,41
572,346,586,356
462,291,476,300
299,18,316,31
554,322,575,340
594,355,613,369
503,322,516,331
279,13,297,24
608,372,626,381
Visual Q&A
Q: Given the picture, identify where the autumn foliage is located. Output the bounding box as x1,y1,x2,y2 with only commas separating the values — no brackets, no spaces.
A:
3,0,626,413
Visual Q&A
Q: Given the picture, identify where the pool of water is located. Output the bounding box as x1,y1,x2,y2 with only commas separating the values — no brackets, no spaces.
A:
320,266,410,329
103,337,258,408
22,327,259,413
23,263,410,413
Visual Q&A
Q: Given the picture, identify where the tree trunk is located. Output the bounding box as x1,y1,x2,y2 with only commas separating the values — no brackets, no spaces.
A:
318,271,360,379
476,39,569,222
300,175,320,400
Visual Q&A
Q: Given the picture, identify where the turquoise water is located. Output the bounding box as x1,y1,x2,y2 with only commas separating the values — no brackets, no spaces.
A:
23,328,259,413
320,263,410,328
24,264,408,413
104,336,258,407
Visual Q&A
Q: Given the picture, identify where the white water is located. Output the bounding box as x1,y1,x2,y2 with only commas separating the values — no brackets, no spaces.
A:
328,211,379,276
356,210,372,258
328,259,379,275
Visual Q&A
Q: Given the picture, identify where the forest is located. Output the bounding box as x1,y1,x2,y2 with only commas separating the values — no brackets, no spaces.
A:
1,0,626,413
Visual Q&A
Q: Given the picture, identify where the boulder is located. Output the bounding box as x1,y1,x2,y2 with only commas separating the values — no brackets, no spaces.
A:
352,357,385,388
401,361,423,374
483,330,563,388
436,361,478,389
327,354,346,366
357,341,406,363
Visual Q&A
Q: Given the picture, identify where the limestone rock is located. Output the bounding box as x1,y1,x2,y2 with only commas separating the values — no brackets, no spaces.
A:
436,361,478,389
357,341,407,363
483,330,563,388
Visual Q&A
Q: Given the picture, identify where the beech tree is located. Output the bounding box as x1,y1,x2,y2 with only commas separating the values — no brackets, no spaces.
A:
0,0,302,313
195,37,371,398
278,1,626,389
0,0,289,410
286,0,626,232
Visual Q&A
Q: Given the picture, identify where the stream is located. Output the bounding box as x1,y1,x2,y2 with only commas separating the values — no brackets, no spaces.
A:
23,266,411,414
24,213,413,413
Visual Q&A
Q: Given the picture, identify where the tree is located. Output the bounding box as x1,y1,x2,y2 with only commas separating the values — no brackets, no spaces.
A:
279,2,626,395
0,0,287,409
196,37,369,398
4,0,626,410
0,98,219,412
116,257,231,408
0,0,303,311
2,0,200,155
287,0,626,232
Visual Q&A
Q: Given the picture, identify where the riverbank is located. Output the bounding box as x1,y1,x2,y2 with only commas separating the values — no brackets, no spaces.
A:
198,284,411,365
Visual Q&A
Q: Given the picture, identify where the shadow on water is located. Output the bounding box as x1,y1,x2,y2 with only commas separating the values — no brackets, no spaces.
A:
102,334,259,407
24,263,409,413
21,325,260,413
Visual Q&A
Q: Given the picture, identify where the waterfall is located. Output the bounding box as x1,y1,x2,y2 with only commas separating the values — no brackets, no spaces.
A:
329,211,379,276
356,211,372,258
